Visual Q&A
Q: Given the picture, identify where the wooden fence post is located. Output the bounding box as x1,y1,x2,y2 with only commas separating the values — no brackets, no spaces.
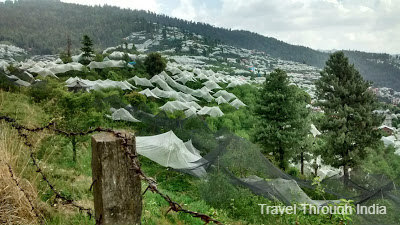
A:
91,131,142,225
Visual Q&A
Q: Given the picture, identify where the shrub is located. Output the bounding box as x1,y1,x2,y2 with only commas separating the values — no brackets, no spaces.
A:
106,71,123,81
144,52,166,77
0,73,17,92
6,64,18,74
287,167,300,178
28,79,63,103
199,172,237,209
125,91,146,106
93,53,104,62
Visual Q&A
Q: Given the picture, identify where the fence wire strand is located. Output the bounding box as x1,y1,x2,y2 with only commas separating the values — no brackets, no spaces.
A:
0,115,223,225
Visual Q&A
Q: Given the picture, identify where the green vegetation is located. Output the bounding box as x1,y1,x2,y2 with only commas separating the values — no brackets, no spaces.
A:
0,87,318,225
315,52,383,179
80,35,94,65
1,0,400,90
144,52,167,77
1,50,400,225
254,69,310,170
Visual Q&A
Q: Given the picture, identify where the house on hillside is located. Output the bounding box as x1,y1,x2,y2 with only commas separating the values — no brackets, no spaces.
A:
66,80,89,93
379,125,395,135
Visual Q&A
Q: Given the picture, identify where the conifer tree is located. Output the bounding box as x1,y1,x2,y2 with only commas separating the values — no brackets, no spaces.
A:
80,35,94,64
254,69,310,170
315,51,382,180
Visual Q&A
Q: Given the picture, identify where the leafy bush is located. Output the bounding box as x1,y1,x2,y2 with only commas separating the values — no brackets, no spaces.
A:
287,167,300,178
6,64,18,74
199,172,238,209
361,145,400,179
106,71,123,80
0,73,18,92
125,91,147,106
97,68,134,80
199,172,338,224
27,78,64,103
144,52,166,76
93,53,104,62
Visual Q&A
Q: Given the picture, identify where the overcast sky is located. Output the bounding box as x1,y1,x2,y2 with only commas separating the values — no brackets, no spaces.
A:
43,0,400,54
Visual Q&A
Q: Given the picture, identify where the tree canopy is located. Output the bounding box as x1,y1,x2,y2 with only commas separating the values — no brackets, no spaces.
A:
80,35,94,65
144,52,166,77
254,69,310,170
315,51,383,179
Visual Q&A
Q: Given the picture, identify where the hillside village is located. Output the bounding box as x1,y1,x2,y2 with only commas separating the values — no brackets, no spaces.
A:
3,25,400,104
2,25,400,159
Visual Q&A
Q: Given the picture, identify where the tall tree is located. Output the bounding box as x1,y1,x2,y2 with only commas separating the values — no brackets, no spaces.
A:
254,69,310,170
315,51,382,180
80,35,94,64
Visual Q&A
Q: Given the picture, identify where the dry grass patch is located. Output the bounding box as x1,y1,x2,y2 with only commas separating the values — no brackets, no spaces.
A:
0,123,44,225
0,163,39,225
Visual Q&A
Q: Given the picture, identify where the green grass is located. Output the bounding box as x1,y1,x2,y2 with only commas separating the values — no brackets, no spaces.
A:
0,90,235,224
0,87,357,225
0,90,51,126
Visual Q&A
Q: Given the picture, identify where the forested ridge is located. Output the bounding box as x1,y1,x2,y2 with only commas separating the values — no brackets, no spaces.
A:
1,0,400,90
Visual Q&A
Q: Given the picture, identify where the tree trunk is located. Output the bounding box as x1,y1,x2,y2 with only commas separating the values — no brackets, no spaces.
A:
72,136,77,162
279,147,286,170
313,159,319,177
343,164,349,185
300,152,304,175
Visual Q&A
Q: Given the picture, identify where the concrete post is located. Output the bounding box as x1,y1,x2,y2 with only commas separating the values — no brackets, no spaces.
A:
91,131,142,225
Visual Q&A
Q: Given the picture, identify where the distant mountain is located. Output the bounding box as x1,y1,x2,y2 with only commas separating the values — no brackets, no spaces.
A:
0,0,399,90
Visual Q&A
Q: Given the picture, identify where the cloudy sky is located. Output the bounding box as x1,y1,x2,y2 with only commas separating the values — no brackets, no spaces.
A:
58,0,400,54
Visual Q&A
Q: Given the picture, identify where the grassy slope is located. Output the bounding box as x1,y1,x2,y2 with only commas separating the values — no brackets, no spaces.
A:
0,91,48,224
1,85,356,225
0,90,256,225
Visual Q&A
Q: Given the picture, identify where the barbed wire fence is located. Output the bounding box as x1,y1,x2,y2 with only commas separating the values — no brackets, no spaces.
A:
0,115,223,225
5,162,45,224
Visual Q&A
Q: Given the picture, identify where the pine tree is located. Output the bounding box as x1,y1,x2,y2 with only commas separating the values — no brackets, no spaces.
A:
254,69,310,170
315,51,382,180
80,35,94,64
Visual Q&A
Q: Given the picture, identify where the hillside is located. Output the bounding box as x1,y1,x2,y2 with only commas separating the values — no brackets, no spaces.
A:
1,7,400,223
0,0,400,90
1,47,400,224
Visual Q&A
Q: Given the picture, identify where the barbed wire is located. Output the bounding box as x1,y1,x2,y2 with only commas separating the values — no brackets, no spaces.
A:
0,115,223,225
114,131,224,225
16,127,94,218
4,162,44,224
